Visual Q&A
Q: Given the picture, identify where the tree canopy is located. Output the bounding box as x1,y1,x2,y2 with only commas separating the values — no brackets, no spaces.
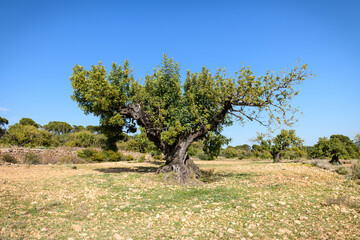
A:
19,118,40,128
310,134,360,164
253,129,303,162
70,55,311,182
43,121,73,135
0,116,9,137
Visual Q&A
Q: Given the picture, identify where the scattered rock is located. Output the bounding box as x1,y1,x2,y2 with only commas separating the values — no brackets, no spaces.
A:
180,228,189,235
113,233,123,240
71,224,81,232
278,228,291,235
227,228,235,234
279,201,286,205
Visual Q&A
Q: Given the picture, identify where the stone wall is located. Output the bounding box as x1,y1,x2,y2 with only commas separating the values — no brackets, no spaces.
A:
0,147,151,164
0,148,78,164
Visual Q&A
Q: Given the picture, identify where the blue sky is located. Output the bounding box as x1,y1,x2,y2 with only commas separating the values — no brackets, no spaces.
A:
0,0,359,146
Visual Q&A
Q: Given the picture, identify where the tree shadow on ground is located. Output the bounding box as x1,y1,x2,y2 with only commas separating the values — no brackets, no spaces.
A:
95,166,159,174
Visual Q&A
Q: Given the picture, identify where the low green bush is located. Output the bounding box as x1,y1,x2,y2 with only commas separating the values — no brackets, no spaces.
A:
336,166,349,175
126,154,134,161
77,149,97,159
138,154,146,163
1,154,17,164
24,152,41,165
197,152,210,160
106,151,125,162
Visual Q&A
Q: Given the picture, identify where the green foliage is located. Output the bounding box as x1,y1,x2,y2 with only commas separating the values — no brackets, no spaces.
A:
66,130,102,148
1,154,17,164
126,154,134,161
138,154,146,163
19,118,40,128
0,116,9,138
43,121,73,134
77,149,125,162
72,125,86,132
125,128,158,153
336,166,349,175
24,152,41,165
197,152,211,160
1,124,53,147
106,151,125,162
310,135,360,163
223,147,239,159
77,149,97,159
203,132,230,160
253,129,303,162
70,55,311,159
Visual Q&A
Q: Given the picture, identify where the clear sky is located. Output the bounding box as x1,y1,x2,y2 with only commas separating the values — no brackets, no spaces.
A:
0,0,359,146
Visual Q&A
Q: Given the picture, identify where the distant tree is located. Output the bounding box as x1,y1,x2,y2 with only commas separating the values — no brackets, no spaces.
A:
202,132,231,160
86,125,100,134
66,130,102,148
235,144,252,159
44,121,73,135
1,124,53,147
72,125,85,133
0,116,9,138
254,129,303,162
19,118,40,128
311,134,360,164
70,55,311,182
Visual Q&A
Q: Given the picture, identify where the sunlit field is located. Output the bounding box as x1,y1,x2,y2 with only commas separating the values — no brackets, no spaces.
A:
1,159,359,239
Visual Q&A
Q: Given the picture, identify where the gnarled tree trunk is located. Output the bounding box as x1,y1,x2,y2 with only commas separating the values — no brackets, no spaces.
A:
272,151,281,163
156,140,200,184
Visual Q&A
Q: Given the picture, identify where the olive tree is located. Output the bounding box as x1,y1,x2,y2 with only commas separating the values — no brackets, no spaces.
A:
253,129,303,162
311,134,360,164
70,55,311,182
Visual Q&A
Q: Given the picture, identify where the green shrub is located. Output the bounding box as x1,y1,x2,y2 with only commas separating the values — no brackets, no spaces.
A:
151,150,162,160
352,161,360,179
335,166,349,175
223,147,239,159
24,152,41,165
66,131,102,148
138,154,146,163
90,151,106,162
197,152,210,160
1,124,53,148
126,154,134,161
77,149,97,159
1,154,17,164
106,151,125,162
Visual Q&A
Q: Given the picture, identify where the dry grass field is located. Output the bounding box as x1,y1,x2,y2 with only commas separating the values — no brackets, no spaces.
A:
0,159,359,239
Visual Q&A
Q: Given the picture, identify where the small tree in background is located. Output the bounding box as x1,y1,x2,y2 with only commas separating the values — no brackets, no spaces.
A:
72,125,86,133
0,116,9,138
19,118,41,128
253,129,303,162
311,134,360,165
44,121,73,135
1,124,53,147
